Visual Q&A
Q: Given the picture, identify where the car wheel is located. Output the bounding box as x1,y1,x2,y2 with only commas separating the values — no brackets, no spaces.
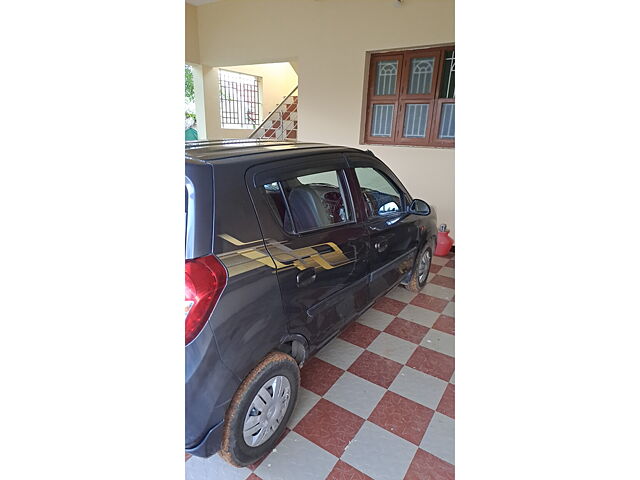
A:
219,351,299,467
405,244,432,293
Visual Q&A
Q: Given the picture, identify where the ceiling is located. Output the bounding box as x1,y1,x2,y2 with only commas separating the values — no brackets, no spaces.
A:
186,0,223,5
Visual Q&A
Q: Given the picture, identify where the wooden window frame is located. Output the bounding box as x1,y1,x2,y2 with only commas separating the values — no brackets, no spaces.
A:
363,45,454,148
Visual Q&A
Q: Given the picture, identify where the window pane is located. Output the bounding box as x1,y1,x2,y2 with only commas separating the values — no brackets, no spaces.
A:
375,60,398,96
270,170,350,232
408,57,434,95
371,104,394,137
355,167,403,217
439,50,455,99
403,104,429,138
438,104,455,139
262,182,288,228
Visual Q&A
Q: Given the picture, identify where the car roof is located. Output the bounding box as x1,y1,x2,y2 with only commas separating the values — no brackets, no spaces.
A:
185,139,371,164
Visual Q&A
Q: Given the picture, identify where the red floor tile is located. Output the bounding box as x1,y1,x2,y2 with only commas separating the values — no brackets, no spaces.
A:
185,453,191,462
246,475,263,480
368,391,435,445
384,317,430,344
445,259,454,268
294,399,364,457
347,350,403,389
430,264,442,274
372,297,407,316
300,357,344,396
410,294,449,313
431,275,455,289
326,460,373,480
339,322,380,348
432,314,455,335
406,346,455,381
437,384,455,419
405,448,454,480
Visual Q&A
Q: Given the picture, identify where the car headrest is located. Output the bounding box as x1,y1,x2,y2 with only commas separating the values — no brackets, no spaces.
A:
286,185,331,232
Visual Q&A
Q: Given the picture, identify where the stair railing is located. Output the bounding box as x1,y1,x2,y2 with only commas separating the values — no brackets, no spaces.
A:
249,85,298,139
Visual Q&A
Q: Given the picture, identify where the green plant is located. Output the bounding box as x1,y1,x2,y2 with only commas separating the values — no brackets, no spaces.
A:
185,65,197,124
185,65,195,103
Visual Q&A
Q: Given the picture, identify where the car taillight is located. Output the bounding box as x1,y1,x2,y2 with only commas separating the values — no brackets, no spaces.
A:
185,255,227,345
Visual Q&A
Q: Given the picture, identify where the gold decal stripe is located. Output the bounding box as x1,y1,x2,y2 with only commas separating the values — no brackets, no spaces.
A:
218,233,354,275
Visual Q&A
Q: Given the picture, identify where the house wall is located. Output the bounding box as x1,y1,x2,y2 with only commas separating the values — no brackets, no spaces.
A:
203,63,298,140
192,0,455,236
185,3,200,64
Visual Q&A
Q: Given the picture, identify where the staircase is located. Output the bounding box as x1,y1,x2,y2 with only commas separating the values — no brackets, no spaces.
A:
249,86,298,140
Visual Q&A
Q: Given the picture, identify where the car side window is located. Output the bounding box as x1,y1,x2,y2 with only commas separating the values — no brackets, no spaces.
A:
354,167,404,217
262,169,352,233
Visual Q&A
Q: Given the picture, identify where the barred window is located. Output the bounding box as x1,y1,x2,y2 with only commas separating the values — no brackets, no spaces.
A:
219,69,262,129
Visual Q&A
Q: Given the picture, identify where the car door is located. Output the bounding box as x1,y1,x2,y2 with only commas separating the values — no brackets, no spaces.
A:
246,153,370,349
346,154,419,301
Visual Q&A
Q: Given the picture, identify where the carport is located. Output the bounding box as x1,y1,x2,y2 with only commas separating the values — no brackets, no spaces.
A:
185,1,454,479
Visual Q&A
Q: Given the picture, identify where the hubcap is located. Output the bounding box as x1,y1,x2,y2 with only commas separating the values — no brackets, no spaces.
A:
418,249,431,283
243,375,291,447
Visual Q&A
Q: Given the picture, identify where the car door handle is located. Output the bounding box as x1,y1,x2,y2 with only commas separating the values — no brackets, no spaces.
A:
314,244,334,254
374,240,389,253
297,268,316,287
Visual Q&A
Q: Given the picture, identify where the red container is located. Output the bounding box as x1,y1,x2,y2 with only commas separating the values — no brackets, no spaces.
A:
435,230,454,257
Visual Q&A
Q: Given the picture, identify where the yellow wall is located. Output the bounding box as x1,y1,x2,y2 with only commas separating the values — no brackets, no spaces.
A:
185,3,200,64
191,0,455,236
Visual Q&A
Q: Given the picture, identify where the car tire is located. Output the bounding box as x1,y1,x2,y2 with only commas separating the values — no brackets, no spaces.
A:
405,244,432,293
219,351,300,467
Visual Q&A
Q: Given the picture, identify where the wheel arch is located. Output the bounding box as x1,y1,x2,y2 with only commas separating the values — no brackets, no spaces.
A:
275,333,309,366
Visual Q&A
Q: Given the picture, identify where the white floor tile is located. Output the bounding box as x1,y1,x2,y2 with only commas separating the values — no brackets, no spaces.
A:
255,432,338,480
324,372,386,418
421,412,455,465
315,338,364,370
367,332,417,364
421,329,455,357
432,256,449,266
342,421,417,480
389,366,447,409
385,287,418,303
397,304,440,327
287,387,320,428
356,308,395,331
438,266,454,278
423,283,455,301
185,454,251,480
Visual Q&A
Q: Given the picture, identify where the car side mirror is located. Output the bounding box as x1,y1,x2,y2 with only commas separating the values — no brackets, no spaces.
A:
409,199,431,216
378,201,401,215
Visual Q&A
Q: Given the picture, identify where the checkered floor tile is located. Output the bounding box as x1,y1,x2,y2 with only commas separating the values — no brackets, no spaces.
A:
187,251,455,480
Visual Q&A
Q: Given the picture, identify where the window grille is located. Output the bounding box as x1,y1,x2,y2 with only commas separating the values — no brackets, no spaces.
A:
219,69,261,129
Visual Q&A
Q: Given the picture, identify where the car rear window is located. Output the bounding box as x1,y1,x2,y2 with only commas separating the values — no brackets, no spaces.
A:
262,170,352,234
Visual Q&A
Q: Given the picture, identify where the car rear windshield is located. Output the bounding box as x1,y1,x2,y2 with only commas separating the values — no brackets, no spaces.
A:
185,183,193,259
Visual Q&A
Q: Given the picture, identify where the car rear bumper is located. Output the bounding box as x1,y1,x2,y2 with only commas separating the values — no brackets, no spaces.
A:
186,324,240,456
185,418,225,457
